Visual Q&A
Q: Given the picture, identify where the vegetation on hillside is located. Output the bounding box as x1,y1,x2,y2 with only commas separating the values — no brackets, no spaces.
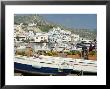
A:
14,14,97,40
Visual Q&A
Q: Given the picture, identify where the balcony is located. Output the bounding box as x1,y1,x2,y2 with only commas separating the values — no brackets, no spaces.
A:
40,39,48,43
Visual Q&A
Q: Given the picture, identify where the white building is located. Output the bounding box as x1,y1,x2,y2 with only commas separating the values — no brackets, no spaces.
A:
48,27,72,51
29,32,49,52
71,34,80,43
14,35,26,42
48,27,71,43
28,30,35,38
14,23,25,31
14,29,27,42
27,23,38,32
28,23,37,27
34,33,48,43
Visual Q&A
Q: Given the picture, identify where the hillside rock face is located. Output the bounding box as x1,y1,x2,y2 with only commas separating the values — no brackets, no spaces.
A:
14,14,96,40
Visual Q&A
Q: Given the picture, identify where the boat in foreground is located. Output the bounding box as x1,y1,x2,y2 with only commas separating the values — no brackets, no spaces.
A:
14,55,97,76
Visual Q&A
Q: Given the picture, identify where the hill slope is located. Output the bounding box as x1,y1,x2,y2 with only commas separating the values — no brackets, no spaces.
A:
14,14,97,40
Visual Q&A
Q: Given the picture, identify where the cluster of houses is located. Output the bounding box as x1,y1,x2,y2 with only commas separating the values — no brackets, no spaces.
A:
14,23,94,53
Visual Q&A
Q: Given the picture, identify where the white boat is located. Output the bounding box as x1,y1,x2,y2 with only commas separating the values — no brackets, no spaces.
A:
14,55,97,75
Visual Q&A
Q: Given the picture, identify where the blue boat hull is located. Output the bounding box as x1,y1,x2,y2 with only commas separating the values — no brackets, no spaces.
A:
14,62,73,75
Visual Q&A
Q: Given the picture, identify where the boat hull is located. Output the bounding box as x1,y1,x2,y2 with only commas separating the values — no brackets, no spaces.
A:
14,62,73,75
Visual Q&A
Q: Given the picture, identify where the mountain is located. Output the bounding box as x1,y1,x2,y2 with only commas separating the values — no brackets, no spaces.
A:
14,14,97,40
14,14,55,32
69,28,97,40
14,14,47,25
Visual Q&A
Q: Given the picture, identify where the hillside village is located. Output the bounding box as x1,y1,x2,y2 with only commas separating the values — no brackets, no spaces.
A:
14,15,97,60
14,15,97,76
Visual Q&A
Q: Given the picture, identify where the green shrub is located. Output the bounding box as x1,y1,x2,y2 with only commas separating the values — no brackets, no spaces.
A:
52,51,58,56
66,50,81,55
46,51,53,56
75,51,81,55
66,52,72,55
64,52,68,54
70,51,76,55
89,51,96,56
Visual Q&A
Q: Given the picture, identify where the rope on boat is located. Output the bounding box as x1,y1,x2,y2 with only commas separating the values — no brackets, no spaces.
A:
77,70,83,76
57,62,71,72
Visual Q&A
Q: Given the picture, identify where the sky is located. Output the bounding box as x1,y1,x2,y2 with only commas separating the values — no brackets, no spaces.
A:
40,14,97,30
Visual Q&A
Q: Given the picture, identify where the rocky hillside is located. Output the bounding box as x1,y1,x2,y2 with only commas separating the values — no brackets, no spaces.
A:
14,14,97,40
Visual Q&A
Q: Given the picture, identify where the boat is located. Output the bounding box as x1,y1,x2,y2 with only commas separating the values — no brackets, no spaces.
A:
14,55,97,76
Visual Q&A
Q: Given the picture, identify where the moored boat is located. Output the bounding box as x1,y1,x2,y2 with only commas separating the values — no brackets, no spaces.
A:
14,55,97,76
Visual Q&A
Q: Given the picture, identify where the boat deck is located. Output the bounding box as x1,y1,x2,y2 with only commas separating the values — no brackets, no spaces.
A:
14,55,97,73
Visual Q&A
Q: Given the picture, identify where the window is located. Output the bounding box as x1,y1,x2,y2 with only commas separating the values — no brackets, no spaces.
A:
41,37,43,39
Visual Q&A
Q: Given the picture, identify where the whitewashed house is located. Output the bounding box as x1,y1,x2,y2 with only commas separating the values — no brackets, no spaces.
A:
48,27,72,51
14,30,27,43
14,23,25,31
14,34,26,43
34,33,48,42
29,32,49,52
71,34,80,43
27,23,37,30
28,23,37,27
